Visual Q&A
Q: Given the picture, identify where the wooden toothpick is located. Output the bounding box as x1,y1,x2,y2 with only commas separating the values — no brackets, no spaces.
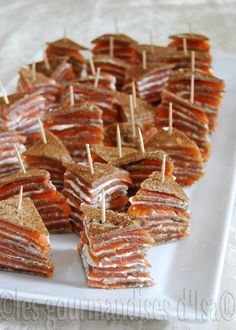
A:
191,51,195,72
0,81,9,104
32,61,36,82
101,189,106,223
89,57,96,76
17,186,23,212
142,50,147,70
44,50,51,71
132,81,137,110
94,67,101,88
161,153,166,183
138,127,145,154
86,144,94,175
14,144,26,174
190,74,195,104
109,37,114,57
116,124,122,158
169,102,173,135
183,38,188,56
129,94,136,138
38,115,47,144
69,85,74,107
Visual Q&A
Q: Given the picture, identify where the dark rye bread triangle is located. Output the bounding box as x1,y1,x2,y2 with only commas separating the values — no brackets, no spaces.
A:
67,162,130,188
71,82,116,96
47,38,88,51
92,34,138,44
127,62,173,79
92,145,137,164
43,102,102,120
169,33,209,41
24,130,73,165
0,197,49,235
93,55,130,69
0,169,50,187
113,150,173,168
116,91,156,118
141,171,188,202
105,122,143,138
168,68,225,88
81,204,140,236
146,128,203,157
157,48,212,62
19,67,57,87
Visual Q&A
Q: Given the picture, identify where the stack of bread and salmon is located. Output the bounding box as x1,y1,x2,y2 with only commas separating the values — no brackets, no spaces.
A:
0,31,224,288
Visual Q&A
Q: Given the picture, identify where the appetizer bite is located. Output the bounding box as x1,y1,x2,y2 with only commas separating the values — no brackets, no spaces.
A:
128,171,190,244
24,130,73,190
63,162,132,234
79,204,154,288
0,196,53,277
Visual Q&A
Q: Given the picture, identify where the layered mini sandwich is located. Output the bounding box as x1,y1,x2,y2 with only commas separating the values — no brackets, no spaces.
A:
128,171,190,244
165,69,225,132
0,132,26,178
146,128,204,186
0,169,71,233
62,83,120,126
156,90,210,161
91,33,139,66
113,150,174,194
43,102,103,162
63,162,132,234
79,204,154,288
0,196,53,277
46,38,88,76
24,130,73,190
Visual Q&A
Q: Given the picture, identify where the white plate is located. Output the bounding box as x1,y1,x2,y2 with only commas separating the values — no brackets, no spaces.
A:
0,54,235,321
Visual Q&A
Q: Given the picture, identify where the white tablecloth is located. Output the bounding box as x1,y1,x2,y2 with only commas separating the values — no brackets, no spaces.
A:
0,1,236,329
